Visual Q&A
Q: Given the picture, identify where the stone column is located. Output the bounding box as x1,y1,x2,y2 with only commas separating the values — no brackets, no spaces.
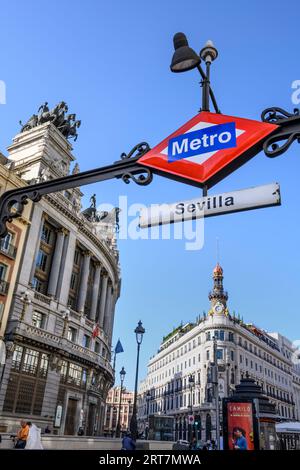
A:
98,271,108,328
47,228,67,298
77,251,91,314
103,282,113,334
89,262,101,322
58,231,76,305
107,292,117,343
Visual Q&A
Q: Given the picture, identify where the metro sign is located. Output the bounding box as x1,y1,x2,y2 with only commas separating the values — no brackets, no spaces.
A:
138,112,278,188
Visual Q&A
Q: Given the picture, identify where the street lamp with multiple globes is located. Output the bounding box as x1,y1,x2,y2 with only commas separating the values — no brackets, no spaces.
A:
130,320,145,440
115,366,126,438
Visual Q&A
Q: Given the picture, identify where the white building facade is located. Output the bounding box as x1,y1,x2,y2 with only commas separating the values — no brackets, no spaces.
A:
138,264,300,442
0,120,121,435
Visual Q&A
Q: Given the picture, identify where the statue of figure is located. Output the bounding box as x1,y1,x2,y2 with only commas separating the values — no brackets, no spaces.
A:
58,113,76,137
37,102,53,125
19,114,38,132
67,119,81,141
90,194,96,209
50,101,68,128
72,162,80,175
19,101,80,141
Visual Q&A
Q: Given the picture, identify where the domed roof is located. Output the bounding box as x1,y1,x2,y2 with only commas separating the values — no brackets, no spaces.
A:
213,263,223,275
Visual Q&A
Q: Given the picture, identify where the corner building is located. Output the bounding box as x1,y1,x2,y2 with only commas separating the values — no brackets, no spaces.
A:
138,264,300,441
0,122,121,435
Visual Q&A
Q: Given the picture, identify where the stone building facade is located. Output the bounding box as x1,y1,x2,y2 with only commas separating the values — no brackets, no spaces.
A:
103,386,134,436
0,154,31,355
0,121,121,435
138,264,300,441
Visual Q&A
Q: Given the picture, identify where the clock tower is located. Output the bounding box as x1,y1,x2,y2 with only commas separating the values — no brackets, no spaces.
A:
208,263,229,316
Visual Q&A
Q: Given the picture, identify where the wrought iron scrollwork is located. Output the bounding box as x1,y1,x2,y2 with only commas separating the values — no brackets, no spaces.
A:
121,167,153,186
261,107,300,123
120,142,151,160
261,107,300,158
119,141,153,185
0,141,153,238
0,190,41,238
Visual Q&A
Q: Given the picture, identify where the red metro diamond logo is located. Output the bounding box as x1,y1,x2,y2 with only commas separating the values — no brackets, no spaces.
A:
138,112,278,188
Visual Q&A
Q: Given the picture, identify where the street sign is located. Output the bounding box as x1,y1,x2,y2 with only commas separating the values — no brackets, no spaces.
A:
188,415,195,425
139,183,281,228
138,112,278,188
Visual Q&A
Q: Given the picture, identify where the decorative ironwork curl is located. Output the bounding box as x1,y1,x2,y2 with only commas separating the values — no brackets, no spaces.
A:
261,107,300,158
121,168,153,186
261,107,299,123
120,142,151,160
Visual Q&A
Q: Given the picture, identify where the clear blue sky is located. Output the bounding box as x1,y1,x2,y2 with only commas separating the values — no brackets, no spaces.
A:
1,0,300,389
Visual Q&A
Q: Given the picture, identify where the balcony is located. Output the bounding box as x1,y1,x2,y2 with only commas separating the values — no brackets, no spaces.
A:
0,239,17,259
0,279,9,295
33,291,51,305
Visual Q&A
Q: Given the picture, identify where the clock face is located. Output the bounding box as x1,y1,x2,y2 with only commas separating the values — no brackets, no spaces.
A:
214,302,224,314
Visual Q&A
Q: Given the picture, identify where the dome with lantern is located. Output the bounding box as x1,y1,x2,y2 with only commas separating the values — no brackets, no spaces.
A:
213,262,223,276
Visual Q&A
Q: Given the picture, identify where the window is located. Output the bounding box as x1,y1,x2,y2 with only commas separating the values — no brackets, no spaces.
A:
60,360,68,379
231,350,234,361
67,327,77,342
0,302,4,322
39,354,49,377
217,349,223,360
12,345,24,370
41,223,54,244
22,348,40,374
228,332,234,342
68,363,83,386
0,263,7,280
95,342,100,354
206,332,211,341
32,311,44,329
82,335,90,348
206,350,210,360
35,250,48,272
0,232,13,254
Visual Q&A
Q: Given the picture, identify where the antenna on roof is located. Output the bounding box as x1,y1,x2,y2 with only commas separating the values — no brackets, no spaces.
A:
216,237,220,264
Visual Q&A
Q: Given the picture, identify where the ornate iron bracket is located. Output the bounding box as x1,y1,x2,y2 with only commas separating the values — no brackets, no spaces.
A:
0,142,152,238
261,107,300,157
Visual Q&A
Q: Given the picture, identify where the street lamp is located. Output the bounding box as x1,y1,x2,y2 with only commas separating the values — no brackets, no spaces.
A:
130,320,145,440
188,374,195,442
115,366,126,438
170,32,220,114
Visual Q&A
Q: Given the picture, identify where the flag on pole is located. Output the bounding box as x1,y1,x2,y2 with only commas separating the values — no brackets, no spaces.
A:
115,339,124,354
92,323,100,339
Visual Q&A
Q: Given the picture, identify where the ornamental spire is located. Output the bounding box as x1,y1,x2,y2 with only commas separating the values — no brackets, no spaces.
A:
208,263,229,315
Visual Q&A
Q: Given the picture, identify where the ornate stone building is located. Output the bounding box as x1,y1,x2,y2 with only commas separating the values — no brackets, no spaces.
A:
0,114,121,435
0,154,31,351
103,386,134,436
138,264,300,441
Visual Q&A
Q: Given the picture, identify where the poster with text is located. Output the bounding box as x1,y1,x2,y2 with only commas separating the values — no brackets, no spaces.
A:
227,402,255,450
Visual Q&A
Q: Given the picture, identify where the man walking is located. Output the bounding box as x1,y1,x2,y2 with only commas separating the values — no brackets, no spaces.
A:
14,420,29,449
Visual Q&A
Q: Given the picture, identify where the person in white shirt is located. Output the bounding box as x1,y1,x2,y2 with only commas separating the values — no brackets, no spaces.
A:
25,422,43,450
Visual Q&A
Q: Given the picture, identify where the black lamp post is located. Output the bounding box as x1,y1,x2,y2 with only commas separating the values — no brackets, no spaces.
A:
130,320,145,440
188,374,195,442
115,366,126,438
170,32,220,114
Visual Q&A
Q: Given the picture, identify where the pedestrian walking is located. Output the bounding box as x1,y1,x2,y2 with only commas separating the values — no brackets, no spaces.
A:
25,422,43,449
121,432,136,451
14,420,29,449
